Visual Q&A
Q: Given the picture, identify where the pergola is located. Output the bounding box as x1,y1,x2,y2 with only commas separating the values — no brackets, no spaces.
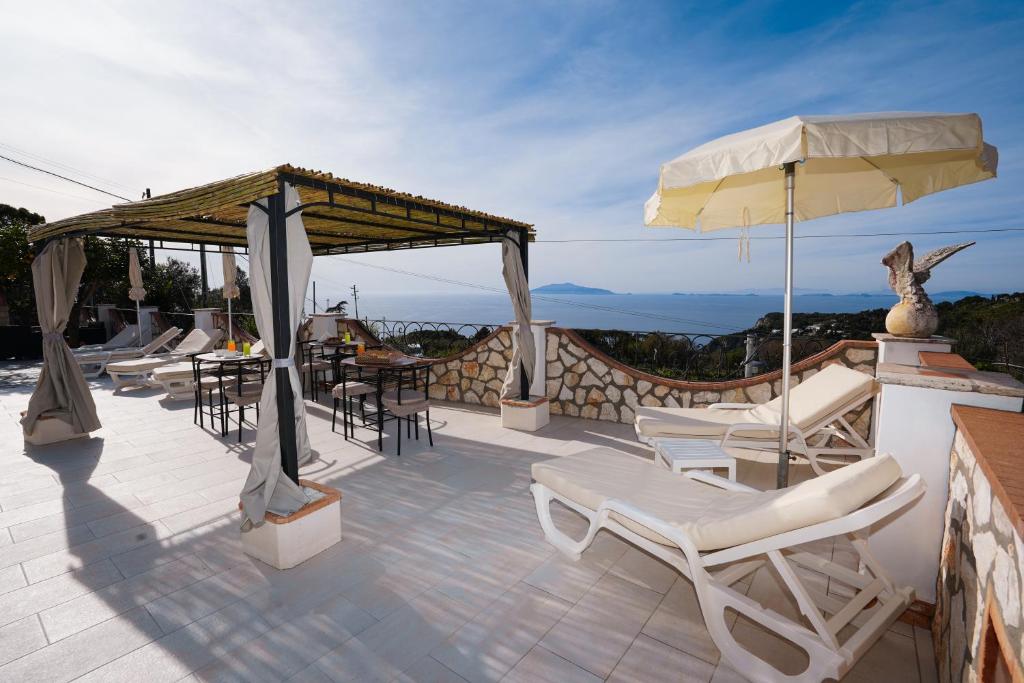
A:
27,164,537,526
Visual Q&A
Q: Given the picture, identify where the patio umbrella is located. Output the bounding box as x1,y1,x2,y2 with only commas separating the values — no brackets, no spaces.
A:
239,183,314,527
21,238,102,436
645,112,997,487
221,246,240,340
127,247,147,342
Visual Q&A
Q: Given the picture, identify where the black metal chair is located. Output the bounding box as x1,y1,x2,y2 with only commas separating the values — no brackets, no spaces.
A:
380,365,433,456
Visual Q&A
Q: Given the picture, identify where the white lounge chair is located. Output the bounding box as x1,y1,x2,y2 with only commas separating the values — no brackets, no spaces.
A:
152,340,266,401
531,448,924,683
72,324,139,354
75,327,182,379
635,364,878,475
106,328,222,389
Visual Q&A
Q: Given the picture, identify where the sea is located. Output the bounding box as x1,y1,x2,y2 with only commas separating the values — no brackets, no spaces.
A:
349,292,977,335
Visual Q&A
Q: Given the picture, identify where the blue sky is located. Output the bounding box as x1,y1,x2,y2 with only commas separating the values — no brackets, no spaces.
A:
0,0,1021,300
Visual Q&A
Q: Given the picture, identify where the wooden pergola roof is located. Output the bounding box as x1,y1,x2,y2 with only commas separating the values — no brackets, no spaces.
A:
28,164,534,254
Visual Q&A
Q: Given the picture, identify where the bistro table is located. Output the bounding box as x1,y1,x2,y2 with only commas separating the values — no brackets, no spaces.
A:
298,338,363,401
339,355,424,452
193,351,269,437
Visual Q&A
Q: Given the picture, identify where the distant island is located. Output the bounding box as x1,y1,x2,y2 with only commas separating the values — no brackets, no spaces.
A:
532,282,615,295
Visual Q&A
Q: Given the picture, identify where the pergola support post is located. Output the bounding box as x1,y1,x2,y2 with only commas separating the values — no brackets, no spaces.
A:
518,227,530,401
199,243,209,306
267,186,300,485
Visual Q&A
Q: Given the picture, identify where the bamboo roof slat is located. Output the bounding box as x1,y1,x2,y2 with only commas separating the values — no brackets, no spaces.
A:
28,164,533,253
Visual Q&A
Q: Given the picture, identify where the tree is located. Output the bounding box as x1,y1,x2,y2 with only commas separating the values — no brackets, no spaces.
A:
0,204,45,326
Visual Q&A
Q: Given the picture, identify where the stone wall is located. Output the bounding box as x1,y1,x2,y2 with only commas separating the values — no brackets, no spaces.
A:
426,327,513,408
358,319,878,435
544,328,877,436
934,428,1024,683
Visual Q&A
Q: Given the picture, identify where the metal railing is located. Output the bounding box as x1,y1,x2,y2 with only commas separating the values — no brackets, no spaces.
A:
361,319,498,359
573,328,833,382
361,318,834,381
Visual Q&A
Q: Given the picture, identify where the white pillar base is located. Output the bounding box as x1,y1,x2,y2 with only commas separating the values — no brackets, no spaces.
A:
240,480,342,570
307,314,344,341
872,333,954,366
501,396,550,431
137,306,158,345
21,411,90,446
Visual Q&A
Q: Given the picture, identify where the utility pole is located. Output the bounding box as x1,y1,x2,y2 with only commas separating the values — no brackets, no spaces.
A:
351,284,359,319
312,281,317,314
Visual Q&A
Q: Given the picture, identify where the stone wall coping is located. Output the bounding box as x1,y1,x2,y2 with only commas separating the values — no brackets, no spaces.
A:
877,362,1024,397
951,405,1024,538
551,327,877,391
871,332,957,345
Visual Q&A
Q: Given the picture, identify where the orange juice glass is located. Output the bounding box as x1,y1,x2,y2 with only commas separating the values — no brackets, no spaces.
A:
226,339,236,352
356,342,365,355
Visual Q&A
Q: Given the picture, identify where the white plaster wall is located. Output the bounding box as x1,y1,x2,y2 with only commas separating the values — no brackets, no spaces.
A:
869,383,1023,603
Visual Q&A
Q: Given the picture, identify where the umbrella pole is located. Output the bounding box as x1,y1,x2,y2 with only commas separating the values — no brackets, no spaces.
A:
777,162,796,489
227,297,232,341
136,300,143,343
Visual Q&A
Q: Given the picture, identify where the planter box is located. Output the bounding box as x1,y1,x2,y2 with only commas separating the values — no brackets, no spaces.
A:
501,395,550,431
240,480,342,570
21,410,90,446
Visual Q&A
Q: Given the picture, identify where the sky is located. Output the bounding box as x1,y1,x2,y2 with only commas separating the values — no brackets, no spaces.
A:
0,0,1022,304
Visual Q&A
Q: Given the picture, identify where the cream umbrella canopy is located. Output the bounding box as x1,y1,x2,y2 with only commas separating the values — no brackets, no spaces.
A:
127,248,147,342
645,112,997,487
221,247,240,341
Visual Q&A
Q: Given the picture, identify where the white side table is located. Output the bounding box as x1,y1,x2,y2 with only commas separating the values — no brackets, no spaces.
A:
653,438,737,481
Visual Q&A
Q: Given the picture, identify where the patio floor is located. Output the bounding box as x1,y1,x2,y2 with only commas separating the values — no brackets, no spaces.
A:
0,362,937,682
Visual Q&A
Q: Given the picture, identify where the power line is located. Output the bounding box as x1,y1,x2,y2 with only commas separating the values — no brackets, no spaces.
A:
329,256,741,331
0,152,133,201
0,142,141,194
0,175,112,205
535,226,1024,243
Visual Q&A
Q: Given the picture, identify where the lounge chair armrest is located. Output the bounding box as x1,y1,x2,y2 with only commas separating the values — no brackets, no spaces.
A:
595,497,693,552
708,402,757,409
684,470,759,492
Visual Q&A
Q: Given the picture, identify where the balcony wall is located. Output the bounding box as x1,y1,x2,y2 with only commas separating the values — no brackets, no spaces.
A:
423,324,878,438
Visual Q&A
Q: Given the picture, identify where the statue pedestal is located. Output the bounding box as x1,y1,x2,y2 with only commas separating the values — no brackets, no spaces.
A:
240,480,342,570
871,333,955,366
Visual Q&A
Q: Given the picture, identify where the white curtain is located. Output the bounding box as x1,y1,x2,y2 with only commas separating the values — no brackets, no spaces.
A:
21,239,101,436
239,184,313,527
500,233,535,400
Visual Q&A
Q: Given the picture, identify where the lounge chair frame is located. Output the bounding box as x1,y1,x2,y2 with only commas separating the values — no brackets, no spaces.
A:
107,329,220,389
638,389,878,476
531,470,924,682
76,327,181,379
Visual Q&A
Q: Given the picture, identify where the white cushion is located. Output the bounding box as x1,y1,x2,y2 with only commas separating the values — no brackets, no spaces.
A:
532,447,900,551
107,355,179,373
151,361,196,381
634,364,876,440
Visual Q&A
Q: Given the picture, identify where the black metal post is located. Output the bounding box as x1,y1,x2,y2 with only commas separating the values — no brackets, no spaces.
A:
519,227,530,401
199,243,209,306
148,239,155,264
267,185,301,484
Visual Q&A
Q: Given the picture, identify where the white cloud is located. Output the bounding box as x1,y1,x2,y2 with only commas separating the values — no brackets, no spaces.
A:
0,0,1021,307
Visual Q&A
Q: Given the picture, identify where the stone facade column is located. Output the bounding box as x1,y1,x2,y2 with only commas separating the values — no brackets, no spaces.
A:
192,307,219,335
96,304,116,339
138,306,158,344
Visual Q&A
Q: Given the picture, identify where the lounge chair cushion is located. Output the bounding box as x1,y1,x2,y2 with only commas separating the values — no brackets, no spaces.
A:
151,361,196,381
107,355,180,373
635,364,877,440
532,447,900,551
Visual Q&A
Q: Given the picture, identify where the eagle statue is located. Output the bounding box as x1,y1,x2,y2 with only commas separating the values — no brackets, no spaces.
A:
881,241,974,338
